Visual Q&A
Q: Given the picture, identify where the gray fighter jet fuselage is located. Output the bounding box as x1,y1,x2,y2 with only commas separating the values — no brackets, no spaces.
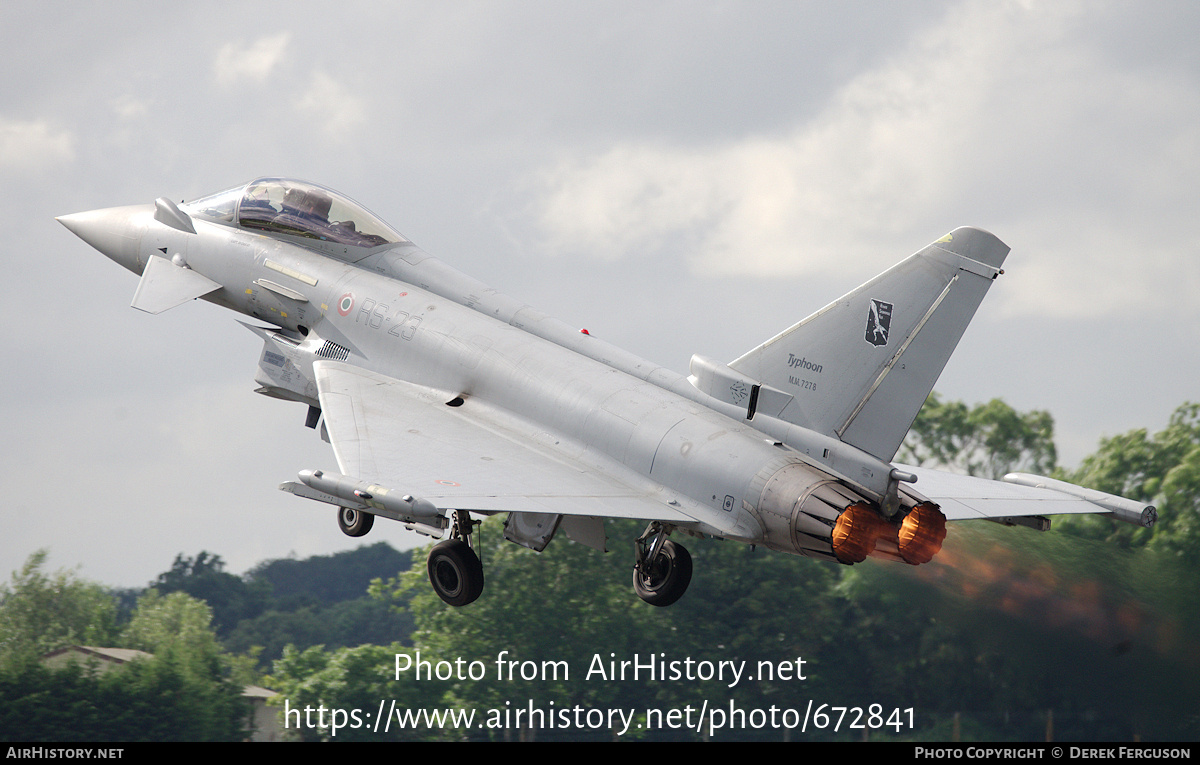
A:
60,178,1155,607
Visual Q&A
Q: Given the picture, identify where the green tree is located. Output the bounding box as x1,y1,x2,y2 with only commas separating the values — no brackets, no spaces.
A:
0,563,249,741
150,552,272,634
121,590,223,673
1058,402,1200,560
0,551,119,665
0,648,249,741
267,643,448,741
222,597,412,670
898,393,1057,479
120,588,256,737
248,542,413,606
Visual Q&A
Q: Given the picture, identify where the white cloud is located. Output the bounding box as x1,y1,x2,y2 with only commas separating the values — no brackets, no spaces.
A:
526,0,1200,319
0,116,74,172
296,71,366,138
111,94,149,121
213,32,291,87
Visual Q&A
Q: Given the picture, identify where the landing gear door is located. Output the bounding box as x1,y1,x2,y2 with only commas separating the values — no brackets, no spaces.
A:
504,512,563,552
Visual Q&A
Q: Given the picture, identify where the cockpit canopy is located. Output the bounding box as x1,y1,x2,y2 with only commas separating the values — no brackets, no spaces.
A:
184,178,406,248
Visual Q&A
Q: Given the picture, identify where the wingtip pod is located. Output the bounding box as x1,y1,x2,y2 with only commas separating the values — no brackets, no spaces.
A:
933,226,1010,269
1003,473,1157,528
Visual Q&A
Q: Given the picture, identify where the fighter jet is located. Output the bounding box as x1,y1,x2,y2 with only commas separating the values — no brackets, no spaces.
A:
59,178,1156,607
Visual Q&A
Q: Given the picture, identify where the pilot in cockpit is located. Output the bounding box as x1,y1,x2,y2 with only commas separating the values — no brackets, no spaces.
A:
275,187,334,238
229,178,399,246
241,184,276,215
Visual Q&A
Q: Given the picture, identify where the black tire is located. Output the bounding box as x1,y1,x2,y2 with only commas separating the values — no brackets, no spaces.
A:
337,507,374,537
633,539,692,607
427,540,485,606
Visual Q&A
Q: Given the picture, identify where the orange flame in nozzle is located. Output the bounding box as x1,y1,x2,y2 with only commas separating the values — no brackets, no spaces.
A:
831,502,886,563
898,502,947,565
832,501,948,566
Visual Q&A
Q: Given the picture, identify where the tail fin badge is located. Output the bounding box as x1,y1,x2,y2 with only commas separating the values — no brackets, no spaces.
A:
865,299,893,347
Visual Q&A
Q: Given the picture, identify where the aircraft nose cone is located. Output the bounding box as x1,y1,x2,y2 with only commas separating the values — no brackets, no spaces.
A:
57,204,151,274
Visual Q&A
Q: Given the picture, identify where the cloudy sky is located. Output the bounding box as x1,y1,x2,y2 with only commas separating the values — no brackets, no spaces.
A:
3,0,1197,588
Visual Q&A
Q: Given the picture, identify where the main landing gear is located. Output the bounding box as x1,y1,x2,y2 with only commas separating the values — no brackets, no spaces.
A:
633,522,693,607
427,510,484,607
338,507,692,609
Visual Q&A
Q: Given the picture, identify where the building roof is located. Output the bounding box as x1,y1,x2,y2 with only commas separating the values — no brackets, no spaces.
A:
41,645,153,664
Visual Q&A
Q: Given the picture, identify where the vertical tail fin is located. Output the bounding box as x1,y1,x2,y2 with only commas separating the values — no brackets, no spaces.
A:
728,227,1009,461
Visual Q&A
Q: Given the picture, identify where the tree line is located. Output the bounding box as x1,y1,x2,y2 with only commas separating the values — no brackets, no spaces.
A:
3,398,1198,741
